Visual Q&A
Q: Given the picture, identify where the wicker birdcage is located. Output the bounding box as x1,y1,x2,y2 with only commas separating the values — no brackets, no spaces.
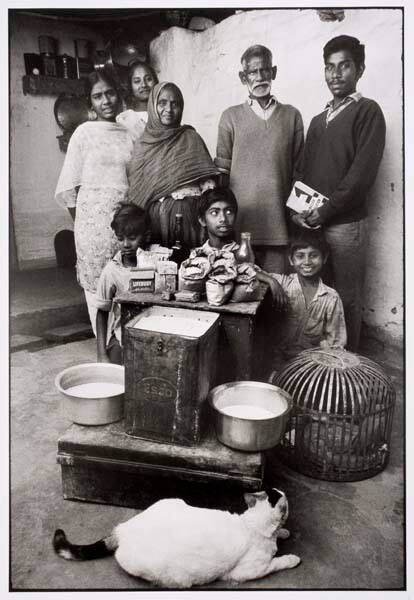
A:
272,348,396,482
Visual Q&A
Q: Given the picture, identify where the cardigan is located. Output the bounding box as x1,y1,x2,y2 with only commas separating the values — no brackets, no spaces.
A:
215,102,304,245
301,97,386,225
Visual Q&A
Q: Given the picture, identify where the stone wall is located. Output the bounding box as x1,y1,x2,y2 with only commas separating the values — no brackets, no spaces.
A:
150,8,403,347
9,13,104,269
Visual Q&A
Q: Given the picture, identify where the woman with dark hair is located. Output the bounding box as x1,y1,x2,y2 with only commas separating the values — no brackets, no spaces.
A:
55,68,134,332
116,60,159,141
128,81,220,248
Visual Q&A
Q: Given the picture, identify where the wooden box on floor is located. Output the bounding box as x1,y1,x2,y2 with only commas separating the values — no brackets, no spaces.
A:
124,306,220,446
57,421,265,512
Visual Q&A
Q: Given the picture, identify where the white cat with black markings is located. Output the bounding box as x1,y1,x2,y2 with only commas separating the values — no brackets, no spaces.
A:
53,487,300,588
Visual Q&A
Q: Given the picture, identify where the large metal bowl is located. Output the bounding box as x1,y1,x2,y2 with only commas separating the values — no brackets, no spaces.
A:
55,363,125,425
208,381,292,452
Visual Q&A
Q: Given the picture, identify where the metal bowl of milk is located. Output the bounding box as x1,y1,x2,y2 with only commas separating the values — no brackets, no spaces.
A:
55,363,125,425
208,381,292,451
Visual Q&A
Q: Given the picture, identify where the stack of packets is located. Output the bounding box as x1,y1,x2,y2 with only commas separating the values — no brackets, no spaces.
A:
129,245,176,295
178,244,261,306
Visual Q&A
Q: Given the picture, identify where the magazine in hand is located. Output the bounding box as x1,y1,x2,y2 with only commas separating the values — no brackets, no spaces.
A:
287,181,329,213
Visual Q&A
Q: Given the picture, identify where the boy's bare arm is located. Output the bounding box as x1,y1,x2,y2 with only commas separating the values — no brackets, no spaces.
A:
256,270,288,309
96,309,110,363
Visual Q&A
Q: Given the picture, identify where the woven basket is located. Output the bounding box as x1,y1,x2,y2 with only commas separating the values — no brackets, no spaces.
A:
272,348,396,481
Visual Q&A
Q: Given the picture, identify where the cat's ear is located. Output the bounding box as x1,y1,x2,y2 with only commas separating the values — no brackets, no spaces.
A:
244,491,268,508
265,487,286,508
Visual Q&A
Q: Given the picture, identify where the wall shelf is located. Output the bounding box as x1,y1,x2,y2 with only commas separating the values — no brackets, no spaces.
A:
22,75,86,96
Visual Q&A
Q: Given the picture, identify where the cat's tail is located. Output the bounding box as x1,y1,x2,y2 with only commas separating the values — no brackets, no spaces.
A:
53,529,118,561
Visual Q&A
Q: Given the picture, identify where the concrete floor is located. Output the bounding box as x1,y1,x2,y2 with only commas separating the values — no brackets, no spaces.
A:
10,266,88,337
10,268,405,592
10,336,405,592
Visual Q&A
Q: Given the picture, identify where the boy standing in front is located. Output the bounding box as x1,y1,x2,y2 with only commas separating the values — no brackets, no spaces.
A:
215,45,304,273
94,203,170,364
293,35,386,351
270,230,347,368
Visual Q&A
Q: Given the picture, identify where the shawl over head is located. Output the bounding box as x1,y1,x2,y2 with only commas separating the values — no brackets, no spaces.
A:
128,82,219,209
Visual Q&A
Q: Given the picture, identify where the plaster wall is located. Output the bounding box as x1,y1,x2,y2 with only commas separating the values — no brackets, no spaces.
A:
9,14,104,269
150,8,403,345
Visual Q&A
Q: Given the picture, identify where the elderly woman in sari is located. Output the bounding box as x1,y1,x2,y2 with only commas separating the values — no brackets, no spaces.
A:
55,69,134,333
128,82,220,248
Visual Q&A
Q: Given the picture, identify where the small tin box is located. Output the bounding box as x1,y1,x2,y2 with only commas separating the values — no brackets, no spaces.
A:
129,268,155,293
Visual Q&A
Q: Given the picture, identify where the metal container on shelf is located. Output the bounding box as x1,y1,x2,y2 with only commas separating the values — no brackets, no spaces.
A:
41,55,57,77
38,35,57,56
74,39,90,59
56,54,77,79
124,306,219,446
24,53,42,76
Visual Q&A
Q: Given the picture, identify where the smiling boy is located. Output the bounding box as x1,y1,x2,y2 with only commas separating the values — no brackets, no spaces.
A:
270,230,347,364
293,35,386,351
215,45,304,273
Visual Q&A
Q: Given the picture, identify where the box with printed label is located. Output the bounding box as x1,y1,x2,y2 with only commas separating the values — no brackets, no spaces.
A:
124,306,219,446
129,269,155,293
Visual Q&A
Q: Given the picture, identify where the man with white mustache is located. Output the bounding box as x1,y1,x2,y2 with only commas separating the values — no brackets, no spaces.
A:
215,45,304,272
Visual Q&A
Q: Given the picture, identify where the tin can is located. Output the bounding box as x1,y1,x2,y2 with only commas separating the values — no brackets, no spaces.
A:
38,35,57,55
74,39,89,59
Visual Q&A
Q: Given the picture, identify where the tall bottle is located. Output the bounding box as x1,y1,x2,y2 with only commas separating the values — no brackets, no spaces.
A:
235,232,255,264
170,213,190,267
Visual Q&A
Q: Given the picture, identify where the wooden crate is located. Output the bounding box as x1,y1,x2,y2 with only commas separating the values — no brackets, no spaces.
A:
124,306,219,446
57,421,265,512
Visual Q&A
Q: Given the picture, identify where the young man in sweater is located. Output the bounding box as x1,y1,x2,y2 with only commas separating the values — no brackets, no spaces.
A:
215,44,304,273
293,35,386,351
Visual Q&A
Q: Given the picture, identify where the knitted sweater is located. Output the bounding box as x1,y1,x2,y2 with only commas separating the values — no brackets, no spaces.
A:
215,102,304,245
302,97,386,225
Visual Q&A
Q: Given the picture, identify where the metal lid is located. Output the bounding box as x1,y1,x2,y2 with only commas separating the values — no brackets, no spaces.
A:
54,93,90,132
